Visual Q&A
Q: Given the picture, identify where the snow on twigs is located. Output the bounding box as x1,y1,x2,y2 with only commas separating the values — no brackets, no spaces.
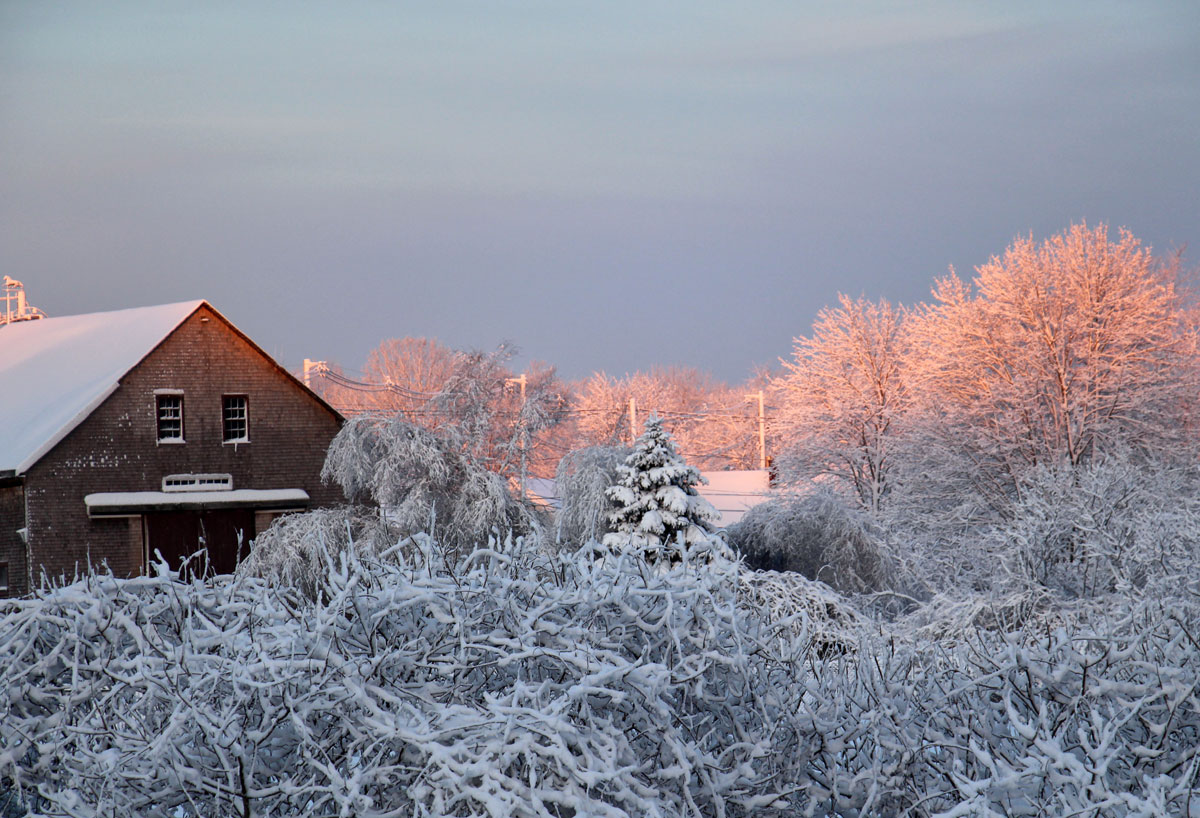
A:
3,537,1199,815
0,538,827,817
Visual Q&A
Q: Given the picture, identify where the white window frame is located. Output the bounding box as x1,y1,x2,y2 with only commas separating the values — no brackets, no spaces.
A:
162,473,234,492
154,390,185,444
222,395,249,444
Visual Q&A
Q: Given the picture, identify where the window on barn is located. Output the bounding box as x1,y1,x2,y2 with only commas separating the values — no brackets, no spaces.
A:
163,473,233,492
223,396,248,443
156,394,184,442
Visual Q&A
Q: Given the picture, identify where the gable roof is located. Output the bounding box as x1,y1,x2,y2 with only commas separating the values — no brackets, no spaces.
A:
0,300,205,475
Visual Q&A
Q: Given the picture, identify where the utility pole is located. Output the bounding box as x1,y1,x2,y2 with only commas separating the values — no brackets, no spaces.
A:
507,374,528,497
507,373,526,403
302,359,324,390
628,397,638,445
745,390,767,470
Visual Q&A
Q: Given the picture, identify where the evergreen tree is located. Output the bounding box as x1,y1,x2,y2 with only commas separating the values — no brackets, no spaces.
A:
602,416,719,560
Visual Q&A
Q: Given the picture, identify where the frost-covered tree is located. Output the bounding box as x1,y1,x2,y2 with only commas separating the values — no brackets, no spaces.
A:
320,414,540,558
318,339,569,481
570,367,759,470
773,294,910,512
553,445,627,546
906,223,1197,514
602,416,719,561
428,348,567,479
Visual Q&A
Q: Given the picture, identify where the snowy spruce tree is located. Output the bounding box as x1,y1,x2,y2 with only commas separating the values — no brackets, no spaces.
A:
602,415,719,561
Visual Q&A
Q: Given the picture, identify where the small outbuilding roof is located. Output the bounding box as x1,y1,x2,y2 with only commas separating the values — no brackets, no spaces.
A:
519,469,771,529
696,470,771,526
0,300,205,475
85,488,310,517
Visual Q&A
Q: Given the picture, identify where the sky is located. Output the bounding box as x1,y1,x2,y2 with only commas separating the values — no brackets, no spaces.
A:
2,1,1198,383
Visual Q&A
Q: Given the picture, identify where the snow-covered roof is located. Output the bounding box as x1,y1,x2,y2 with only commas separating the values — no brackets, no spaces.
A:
523,477,561,510
0,300,205,475
695,470,771,527
517,470,771,529
85,488,310,516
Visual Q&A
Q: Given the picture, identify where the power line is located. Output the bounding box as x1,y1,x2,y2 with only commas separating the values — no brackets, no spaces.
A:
302,359,772,467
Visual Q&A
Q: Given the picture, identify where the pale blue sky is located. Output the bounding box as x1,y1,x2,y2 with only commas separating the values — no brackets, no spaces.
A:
2,2,1197,381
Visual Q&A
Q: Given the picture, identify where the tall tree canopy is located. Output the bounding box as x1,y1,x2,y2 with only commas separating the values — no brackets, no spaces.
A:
908,223,1196,507
773,295,909,512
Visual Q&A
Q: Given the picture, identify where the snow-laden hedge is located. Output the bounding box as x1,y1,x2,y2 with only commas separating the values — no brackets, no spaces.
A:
803,601,1200,816
0,540,819,817
2,538,1198,817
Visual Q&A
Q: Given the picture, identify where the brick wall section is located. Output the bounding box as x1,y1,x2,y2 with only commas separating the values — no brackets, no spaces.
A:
22,304,344,586
0,484,26,597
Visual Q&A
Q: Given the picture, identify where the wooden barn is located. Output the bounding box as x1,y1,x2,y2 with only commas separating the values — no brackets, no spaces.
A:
0,300,344,597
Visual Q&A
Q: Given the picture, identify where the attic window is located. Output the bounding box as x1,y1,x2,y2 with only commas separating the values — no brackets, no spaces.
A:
156,394,184,442
223,395,248,443
162,473,233,492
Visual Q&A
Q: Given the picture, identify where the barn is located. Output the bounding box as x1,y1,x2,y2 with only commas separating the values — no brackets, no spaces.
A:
0,300,343,597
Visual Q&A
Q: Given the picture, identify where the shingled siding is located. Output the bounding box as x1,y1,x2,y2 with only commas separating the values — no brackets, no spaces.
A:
0,483,26,597
22,304,343,585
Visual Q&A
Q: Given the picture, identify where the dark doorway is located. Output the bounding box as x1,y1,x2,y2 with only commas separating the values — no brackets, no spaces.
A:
146,509,255,577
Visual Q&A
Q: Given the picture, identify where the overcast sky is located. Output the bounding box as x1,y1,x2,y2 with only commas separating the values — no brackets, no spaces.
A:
2,2,1197,383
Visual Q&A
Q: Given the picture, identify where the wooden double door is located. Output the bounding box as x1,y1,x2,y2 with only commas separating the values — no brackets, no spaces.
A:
145,509,255,577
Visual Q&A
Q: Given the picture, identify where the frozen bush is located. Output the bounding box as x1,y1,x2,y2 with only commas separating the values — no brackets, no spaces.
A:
727,488,887,594
988,456,1200,599
553,445,627,546
237,505,399,599
322,414,542,558
1,536,833,818
6,542,1199,816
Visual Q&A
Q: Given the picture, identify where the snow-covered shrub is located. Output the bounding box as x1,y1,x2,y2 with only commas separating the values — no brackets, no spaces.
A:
727,488,887,594
987,455,1200,599
236,505,401,599
553,445,627,546
1,537,831,818
602,416,719,562
7,540,1200,816
888,453,1200,603
738,568,865,656
322,414,541,557
791,594,1200,816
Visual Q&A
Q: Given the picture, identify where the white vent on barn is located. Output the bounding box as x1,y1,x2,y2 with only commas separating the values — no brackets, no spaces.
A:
162,473,233,492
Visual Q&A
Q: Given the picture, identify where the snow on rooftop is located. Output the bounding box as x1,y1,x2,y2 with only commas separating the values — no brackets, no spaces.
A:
695,470,771,527
0,300,204,474
521,470,771,529
85,488,309,515
524,477,561,510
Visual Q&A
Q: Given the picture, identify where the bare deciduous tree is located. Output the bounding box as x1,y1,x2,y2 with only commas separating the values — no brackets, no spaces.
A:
907,223,1197,511
361,336,461,416
570,367,759,470
773,295,910,512
320,337,569,481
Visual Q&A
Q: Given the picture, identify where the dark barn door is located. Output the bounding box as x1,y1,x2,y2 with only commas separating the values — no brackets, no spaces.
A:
146,509,255,577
